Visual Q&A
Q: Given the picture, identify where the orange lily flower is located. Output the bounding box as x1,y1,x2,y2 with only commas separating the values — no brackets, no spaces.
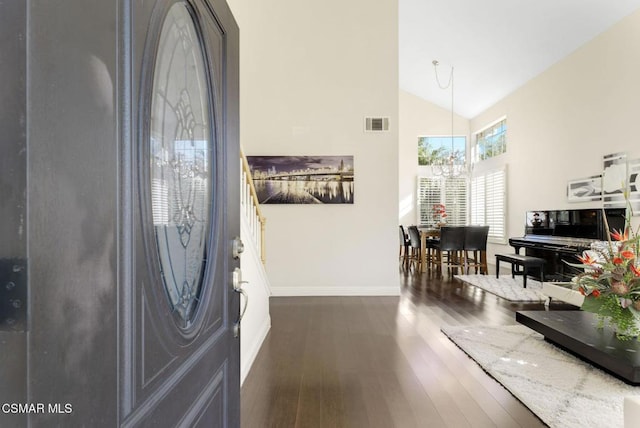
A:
613,257,624,265
622,250,635,260
631,264,640,277
578,253,597,265
611,229,629,241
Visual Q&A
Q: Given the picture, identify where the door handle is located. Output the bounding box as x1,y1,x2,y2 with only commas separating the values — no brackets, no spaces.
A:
232,267,248,338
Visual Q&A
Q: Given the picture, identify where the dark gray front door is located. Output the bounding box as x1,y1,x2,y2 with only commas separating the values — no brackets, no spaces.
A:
0,0,240,426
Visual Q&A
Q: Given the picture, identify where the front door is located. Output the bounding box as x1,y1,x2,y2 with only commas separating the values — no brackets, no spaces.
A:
0,0,240,426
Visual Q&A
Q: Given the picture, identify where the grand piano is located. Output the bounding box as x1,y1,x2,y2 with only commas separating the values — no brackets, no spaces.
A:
509,207,626,281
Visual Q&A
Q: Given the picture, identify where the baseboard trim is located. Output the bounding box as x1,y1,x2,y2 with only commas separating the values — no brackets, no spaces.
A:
270,286,401,297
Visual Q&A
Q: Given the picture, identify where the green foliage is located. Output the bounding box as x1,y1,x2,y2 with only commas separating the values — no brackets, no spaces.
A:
418,143,447,166
594,296,640,340
418,136,465,166
581,295,604,313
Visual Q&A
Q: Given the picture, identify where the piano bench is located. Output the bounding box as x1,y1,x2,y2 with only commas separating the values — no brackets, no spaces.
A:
495,253,545,288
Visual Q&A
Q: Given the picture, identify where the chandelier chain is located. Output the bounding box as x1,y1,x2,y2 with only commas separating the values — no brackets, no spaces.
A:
432,60,467,179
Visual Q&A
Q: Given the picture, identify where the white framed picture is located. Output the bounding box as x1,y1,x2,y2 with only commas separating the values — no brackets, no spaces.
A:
567,175,602,203
603,152,627,208
628,158,640,215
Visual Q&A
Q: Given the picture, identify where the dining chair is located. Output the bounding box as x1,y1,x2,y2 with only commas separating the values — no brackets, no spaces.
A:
421,227,440,272
399,225,410,270
407,226,422,272
464,225,490,274
431,226,466,276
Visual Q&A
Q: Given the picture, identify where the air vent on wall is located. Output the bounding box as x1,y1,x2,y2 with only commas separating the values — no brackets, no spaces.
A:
364,117,390,132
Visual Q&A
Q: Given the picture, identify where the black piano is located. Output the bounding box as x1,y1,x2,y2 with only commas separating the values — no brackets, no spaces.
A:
509,207,626,281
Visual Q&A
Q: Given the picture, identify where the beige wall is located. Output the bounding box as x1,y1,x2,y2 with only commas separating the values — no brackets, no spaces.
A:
469,9,640,260
229,0,400,295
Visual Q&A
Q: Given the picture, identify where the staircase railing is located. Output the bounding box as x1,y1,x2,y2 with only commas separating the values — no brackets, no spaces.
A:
240,150,266,264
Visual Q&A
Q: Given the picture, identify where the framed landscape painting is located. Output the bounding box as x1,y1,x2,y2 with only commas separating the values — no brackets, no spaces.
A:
246,155,354,204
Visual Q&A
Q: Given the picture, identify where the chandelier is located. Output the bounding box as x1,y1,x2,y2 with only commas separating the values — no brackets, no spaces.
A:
431,60,469,178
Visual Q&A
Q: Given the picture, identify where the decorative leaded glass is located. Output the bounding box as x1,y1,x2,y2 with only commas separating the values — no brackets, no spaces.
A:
149,3,212,327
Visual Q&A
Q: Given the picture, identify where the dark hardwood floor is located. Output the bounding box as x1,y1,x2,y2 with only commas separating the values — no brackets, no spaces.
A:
241,270,573,427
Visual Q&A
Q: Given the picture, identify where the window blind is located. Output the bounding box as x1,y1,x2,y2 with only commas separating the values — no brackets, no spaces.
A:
443,177,468,226
417,176,468,226
470,175,485,226
417,177,442,225
485,168,506,241
471,166,506,243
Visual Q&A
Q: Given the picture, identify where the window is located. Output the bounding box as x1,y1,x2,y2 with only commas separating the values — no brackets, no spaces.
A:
473,118,506,162
149,3,213,327
418,136,466,166
470,166,506,243
417,177,468,226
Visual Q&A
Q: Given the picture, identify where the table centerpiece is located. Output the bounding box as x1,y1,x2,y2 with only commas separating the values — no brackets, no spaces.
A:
567,205,640,340
431,203,447,228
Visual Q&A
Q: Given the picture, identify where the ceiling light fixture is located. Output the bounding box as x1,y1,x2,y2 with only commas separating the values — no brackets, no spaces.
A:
431,60,469,179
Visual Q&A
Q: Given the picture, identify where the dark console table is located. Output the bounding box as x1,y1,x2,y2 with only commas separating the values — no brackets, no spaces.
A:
516,310,640,385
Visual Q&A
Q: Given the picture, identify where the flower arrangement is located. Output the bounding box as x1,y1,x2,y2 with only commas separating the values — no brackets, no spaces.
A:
567,210,640,340
432,203,447,226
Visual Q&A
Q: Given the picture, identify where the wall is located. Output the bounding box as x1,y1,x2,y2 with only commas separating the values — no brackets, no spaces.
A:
398,90,470,226
228,0,400,295
469,9,640,261
239,214,271,385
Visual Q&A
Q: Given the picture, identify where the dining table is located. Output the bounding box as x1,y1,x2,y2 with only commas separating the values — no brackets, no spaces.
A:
418,227,440,272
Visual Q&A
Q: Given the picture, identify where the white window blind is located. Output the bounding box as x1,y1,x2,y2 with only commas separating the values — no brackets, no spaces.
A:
417,177,442,225
470,175,485,226
443,178,468,226
417,177,468,226
471,166,506,243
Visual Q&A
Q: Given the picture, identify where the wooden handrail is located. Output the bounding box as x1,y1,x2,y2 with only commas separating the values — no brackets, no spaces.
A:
240,149,267,264
241,150,265,223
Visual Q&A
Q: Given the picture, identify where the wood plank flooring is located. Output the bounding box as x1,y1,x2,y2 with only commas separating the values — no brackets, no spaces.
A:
241,271,573,427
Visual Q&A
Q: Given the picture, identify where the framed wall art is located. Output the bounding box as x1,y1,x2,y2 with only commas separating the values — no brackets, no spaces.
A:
246,155,354,204
603,152,627,208
567,175,602,203
627,158,640,215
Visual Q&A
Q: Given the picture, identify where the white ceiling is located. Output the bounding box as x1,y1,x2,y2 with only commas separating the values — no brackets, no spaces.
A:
399,0,640,119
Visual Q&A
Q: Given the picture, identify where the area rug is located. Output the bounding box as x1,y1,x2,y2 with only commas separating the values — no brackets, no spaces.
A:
441,324,640,428
454,274,547,302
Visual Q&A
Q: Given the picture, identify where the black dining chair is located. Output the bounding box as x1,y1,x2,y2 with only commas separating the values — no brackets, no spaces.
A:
464,225,490,274
399,225,410,270
421,227,440,272
432,226,466,276
407,226,422,272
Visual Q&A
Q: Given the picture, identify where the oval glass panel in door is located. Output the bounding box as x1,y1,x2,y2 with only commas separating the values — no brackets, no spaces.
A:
150,3,213,328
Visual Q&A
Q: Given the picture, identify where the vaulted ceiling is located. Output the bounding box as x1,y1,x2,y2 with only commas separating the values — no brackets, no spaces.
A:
399,0,640,118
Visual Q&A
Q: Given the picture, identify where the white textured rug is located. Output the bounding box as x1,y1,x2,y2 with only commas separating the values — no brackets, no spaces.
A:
441,324,640,428
455,274,547,302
